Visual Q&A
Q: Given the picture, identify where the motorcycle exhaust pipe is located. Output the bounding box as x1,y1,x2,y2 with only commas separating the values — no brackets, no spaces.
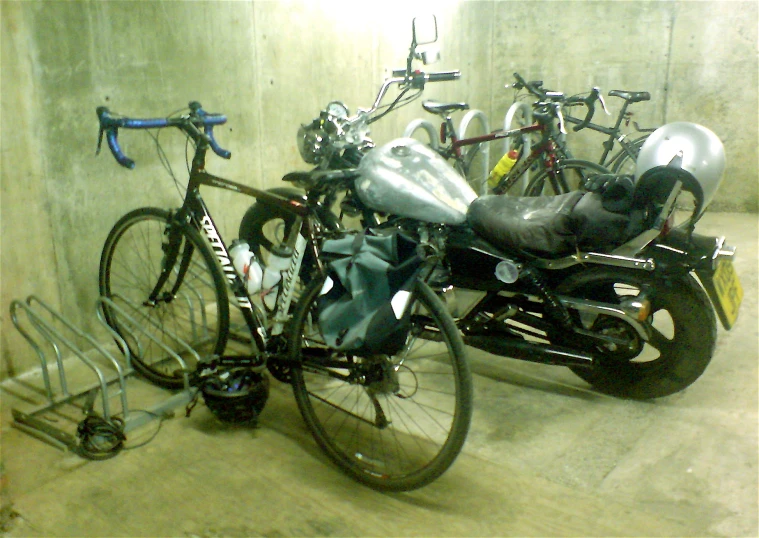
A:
464,335,594,369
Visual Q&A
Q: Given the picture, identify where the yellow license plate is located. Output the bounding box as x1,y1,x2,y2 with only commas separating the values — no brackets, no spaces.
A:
708,259,743,330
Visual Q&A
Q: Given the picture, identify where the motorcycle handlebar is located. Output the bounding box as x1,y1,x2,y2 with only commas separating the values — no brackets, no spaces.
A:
96,102,230,169
390,69,461,86
367,69,461,117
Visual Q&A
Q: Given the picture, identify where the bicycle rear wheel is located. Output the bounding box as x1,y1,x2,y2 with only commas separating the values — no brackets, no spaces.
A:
290,276,472,491
609,134,649,175
99,207,229,389
525,159,610,196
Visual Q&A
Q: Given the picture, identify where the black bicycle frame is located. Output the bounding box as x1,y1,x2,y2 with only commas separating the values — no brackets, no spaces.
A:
155,145,315,365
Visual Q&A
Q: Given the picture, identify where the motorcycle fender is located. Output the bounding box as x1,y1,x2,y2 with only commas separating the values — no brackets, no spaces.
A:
245,186,343,232
652,228,742,330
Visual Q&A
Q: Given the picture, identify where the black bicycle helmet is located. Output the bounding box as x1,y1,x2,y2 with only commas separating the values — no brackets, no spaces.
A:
201,369,270,425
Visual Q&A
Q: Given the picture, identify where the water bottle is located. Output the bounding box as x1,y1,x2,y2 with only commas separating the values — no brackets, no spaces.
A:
487,149,520,188
229,240,263,294
261,244,293,309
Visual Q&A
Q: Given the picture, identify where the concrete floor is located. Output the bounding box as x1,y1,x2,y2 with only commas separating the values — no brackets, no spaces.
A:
1,212,757,537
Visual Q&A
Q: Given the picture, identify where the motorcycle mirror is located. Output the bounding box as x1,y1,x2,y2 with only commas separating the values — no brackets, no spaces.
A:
412,15,438,46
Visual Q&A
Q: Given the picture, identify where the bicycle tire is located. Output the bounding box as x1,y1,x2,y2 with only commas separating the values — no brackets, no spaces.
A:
289,275,473,491
238,186,356,276
609,134,649,175
524,159,610,196
461,142,488,196
239,193,301,264
99,207,230,389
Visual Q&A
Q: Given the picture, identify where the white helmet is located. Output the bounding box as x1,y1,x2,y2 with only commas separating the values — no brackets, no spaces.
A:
634,122,726,215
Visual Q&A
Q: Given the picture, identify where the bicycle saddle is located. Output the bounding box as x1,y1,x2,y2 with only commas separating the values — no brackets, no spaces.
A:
422,100,470,115
608,90,651,103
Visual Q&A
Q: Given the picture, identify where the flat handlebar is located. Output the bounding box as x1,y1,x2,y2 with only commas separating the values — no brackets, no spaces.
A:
96,101,230,169
511,72,550,100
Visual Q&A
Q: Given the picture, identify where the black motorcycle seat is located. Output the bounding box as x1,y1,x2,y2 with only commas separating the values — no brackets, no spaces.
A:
467,190,644,258
468,192,584,259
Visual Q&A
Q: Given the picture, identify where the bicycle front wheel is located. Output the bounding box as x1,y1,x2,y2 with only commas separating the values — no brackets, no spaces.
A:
99,207,230,389
525,159,610,196
290,276,473,491
460,142,489,196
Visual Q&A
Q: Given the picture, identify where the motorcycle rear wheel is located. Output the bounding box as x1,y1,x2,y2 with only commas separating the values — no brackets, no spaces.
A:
557,267,717,399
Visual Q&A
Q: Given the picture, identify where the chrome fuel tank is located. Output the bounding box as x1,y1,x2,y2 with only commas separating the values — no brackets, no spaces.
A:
355,138,477,225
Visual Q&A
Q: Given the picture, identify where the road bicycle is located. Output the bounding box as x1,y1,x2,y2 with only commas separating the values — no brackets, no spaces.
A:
95,99,472,491
509,72,655,177
422,87,610,196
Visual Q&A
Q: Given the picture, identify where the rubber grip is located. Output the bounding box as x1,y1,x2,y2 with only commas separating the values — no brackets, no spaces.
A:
512,72,528,88
427,71,461,82
514,73,546,98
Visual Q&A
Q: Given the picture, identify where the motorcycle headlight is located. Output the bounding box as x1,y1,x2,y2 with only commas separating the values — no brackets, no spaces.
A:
297,123,329,165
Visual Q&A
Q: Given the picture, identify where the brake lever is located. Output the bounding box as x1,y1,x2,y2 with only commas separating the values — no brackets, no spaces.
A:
96,125,105,156
95,106,109,156
555,104,567,135
596,89,610,115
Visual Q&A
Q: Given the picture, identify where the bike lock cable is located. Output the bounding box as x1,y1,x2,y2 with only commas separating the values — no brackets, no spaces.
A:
74,409,169,460
75,414,126,461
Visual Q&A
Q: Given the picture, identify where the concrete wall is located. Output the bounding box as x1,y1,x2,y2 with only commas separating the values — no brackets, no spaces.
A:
1,0,757,378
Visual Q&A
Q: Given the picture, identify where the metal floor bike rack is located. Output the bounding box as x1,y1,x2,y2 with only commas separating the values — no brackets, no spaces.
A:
404,109,490,195
9,295,199,456
406,103,541,195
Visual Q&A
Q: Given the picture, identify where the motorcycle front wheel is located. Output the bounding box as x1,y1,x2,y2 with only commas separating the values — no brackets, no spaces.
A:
239,188,306,265
557,267,717,399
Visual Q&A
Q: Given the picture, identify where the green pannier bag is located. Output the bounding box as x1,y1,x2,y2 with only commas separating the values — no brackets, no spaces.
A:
317,229,423,356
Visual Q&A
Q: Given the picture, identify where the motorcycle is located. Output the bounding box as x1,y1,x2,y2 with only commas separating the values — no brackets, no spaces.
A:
241,19,742,400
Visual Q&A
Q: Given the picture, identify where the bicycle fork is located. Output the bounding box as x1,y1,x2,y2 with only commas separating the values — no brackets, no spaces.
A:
144,211,190,307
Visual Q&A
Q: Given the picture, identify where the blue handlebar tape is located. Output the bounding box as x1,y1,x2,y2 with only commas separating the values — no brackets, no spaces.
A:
106,129,135,169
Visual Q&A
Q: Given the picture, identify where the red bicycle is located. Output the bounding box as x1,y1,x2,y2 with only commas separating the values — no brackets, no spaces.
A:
423,76,609,196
